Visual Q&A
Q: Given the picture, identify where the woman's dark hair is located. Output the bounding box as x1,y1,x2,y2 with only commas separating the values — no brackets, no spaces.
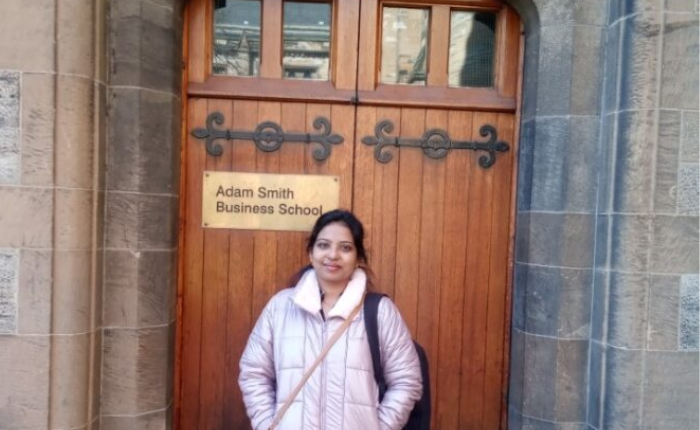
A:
287,209,374,287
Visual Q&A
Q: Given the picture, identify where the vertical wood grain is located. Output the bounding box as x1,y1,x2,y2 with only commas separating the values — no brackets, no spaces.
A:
334,0,361,91
357,0,379,91
260,0,283,78
428,6,450,87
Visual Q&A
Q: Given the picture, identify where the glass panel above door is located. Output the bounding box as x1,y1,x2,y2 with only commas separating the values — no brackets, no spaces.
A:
212,0,261,77
380,7,429,86
283,2,332,81
448,11,496,88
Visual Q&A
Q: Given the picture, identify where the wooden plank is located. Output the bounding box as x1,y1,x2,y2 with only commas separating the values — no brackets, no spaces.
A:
352,106,377,268
198,99,233,430
187,0,207,82
260,0,283,79
252,102,282,319
483,113,515,430
416,109,448,429
330,104,356,209
179,98,207,430
357,85,517,112
393,108,425,335
373,107,401,297
502,6,521,98
428,6,450,87
223,99,258,430
276,102,309,288
188,77,355,104
357,0,379,91
334,0,361,91
459,112,497,430
434,110,473,430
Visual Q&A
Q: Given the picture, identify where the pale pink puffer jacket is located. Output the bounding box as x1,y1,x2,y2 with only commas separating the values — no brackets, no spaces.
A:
239,269,422,430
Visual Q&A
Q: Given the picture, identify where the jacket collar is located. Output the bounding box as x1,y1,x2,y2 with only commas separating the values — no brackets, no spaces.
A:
292,268,366,320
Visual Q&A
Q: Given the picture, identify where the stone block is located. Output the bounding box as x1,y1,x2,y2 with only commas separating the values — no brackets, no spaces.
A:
516,119,534,211
49,333,90,429
90,329,103,421
655,110,681,213
0,98,19,130
608,271,650,349
0,186,53,248
55,188,94,250
677,163,699,214
610,214,652,272
57,0,96,78
508,405,523,430
521,33,539,122
512,264,527,331
0,249,18,334
0,127,19,185
602,24,621,114
105,192,179,250
537,0,574,24
570,26,604,115
573,0,607,25
660,14,699,110
522,333,557,420
516,212,595,268
595,214,610,268
535,25,573,116
18,250,52,334
110,0,182,94
0,0,55,72
107,88,180,194
614,110,656,213
648,275,681,350
680,274,699,350
642,351,700,429
603,347,644,430
520,263,592,338
102,406,172,430
0,335,50,427
622,0,664,17
608,0,623,25
509,328,526,412
597,115,616,214
667,0,698,11
586,341,604,429
55,75,96,189
104,250,176,327
530,117,599,212
591,270,608,342
681,111,699,162
21,73,55,186
52,250,92,334
554,339,588,422
620,13,662,111
101,326,171,415
651,215,699,273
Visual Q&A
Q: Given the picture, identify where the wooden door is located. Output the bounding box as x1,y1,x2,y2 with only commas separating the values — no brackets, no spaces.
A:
176,1,521,429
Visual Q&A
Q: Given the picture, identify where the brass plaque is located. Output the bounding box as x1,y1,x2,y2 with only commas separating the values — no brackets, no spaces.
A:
202,171,340,231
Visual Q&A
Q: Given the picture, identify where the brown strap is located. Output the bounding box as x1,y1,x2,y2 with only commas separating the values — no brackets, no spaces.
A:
269,299,364,430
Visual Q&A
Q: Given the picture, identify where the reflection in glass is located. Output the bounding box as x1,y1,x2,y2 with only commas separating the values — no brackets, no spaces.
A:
212,0,261,77
283,2,331,80
449,11,496,88
380,7,429,85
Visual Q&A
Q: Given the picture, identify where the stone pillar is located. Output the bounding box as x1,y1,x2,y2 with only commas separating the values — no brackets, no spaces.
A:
100,0,183,428
507,0,607,428
589,1,699,429
0,1,107,429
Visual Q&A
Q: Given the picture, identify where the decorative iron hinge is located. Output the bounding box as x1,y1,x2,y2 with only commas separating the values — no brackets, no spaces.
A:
361,120,509,168
191,112,344,161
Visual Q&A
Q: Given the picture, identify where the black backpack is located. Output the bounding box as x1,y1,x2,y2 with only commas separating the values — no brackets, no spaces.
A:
364,292,431,430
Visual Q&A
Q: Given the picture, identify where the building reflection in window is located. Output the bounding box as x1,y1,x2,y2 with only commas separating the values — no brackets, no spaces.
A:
380,7,429,85
283,2,331,80
449,11,496,88
212,0,261,77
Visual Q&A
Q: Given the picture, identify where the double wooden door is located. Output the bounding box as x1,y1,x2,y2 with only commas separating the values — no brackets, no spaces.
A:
177,1,521,429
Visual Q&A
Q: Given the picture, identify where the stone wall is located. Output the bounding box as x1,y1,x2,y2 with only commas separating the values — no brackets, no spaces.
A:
0,1,107,429
509,0,699,429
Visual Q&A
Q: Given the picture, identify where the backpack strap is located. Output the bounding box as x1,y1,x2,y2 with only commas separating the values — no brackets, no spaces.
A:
364,292,388,401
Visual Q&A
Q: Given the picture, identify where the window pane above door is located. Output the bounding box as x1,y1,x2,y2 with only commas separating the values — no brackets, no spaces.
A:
212,0,261,77
283,1,331,81
448,11,496,88
380,7,429,86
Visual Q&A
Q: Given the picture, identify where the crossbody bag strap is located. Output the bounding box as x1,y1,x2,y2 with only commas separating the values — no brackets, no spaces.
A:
363,292,388,400
269,297,364,430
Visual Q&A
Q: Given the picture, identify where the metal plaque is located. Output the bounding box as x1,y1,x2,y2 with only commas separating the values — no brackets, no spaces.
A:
202,171,340,231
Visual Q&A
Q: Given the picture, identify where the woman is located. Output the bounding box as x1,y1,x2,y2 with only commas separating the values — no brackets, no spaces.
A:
239,209,422,430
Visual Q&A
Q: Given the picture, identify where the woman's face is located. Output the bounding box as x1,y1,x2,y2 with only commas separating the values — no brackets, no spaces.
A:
309,222,358,289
